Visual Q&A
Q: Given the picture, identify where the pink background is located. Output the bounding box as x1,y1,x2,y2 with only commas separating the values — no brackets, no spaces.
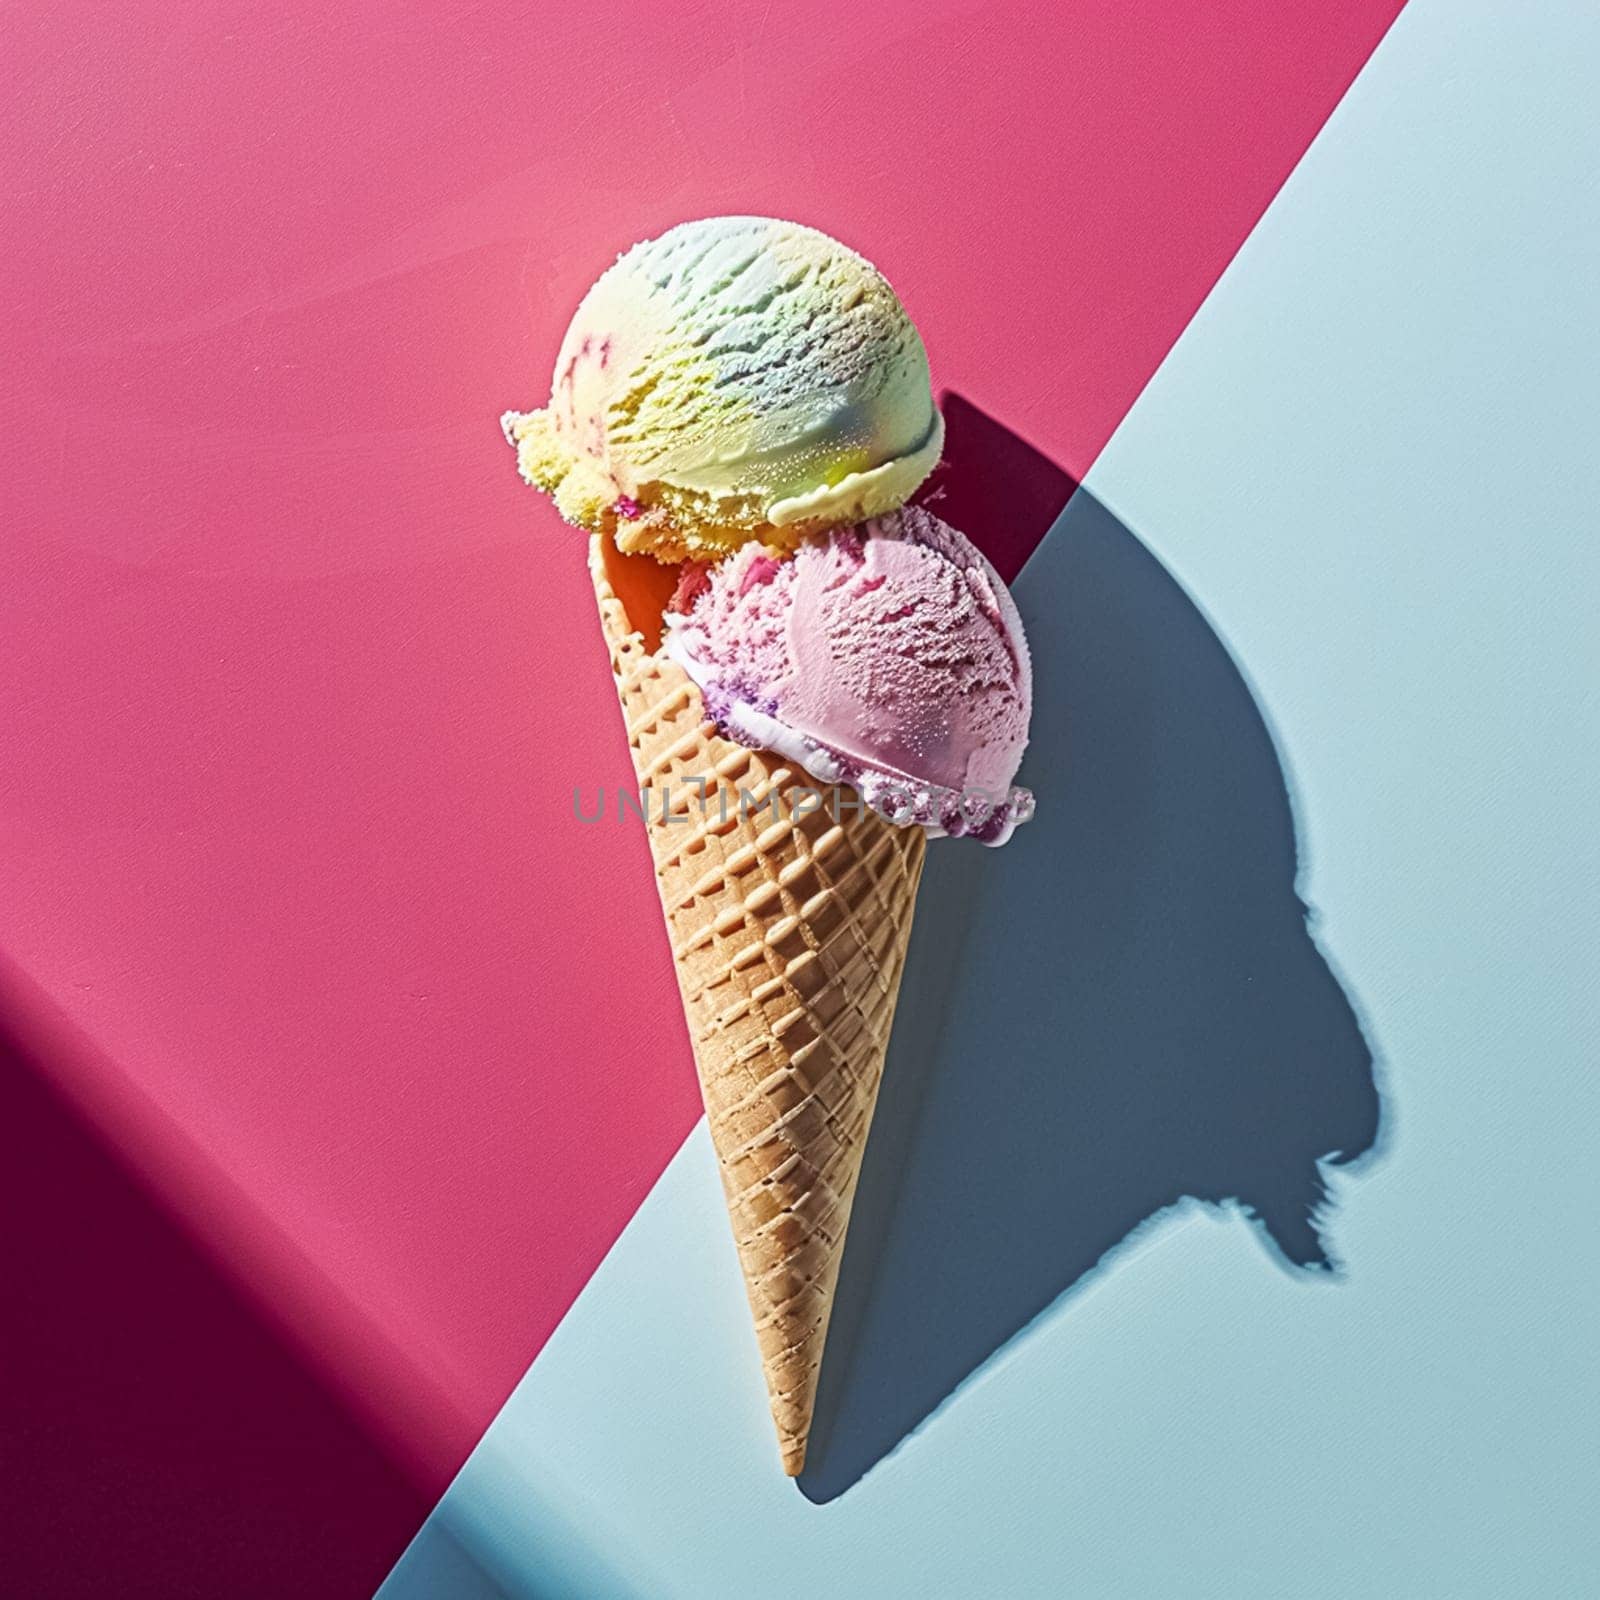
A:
2,2,1400,1592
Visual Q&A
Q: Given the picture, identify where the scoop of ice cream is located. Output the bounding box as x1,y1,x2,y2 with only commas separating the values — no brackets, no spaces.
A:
664,506,1034,844
503,217,943,564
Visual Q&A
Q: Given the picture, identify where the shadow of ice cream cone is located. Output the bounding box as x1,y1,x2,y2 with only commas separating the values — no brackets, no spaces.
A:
800,398,1383,1501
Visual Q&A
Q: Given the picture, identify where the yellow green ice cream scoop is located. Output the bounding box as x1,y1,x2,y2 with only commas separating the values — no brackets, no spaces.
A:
502,216,944,564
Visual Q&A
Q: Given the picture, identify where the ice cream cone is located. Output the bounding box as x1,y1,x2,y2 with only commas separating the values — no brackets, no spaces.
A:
591,530,926,1475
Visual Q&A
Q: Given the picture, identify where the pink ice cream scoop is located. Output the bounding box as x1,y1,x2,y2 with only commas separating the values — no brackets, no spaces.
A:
663,505,1034,844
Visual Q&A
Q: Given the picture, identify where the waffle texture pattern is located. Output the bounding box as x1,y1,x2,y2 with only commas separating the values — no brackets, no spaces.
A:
592,533,926,1473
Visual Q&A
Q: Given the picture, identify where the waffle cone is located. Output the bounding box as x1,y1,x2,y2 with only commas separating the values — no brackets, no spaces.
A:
591,531,925,1475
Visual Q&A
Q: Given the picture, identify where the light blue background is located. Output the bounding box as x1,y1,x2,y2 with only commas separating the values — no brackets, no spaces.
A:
383,2,1599,1594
